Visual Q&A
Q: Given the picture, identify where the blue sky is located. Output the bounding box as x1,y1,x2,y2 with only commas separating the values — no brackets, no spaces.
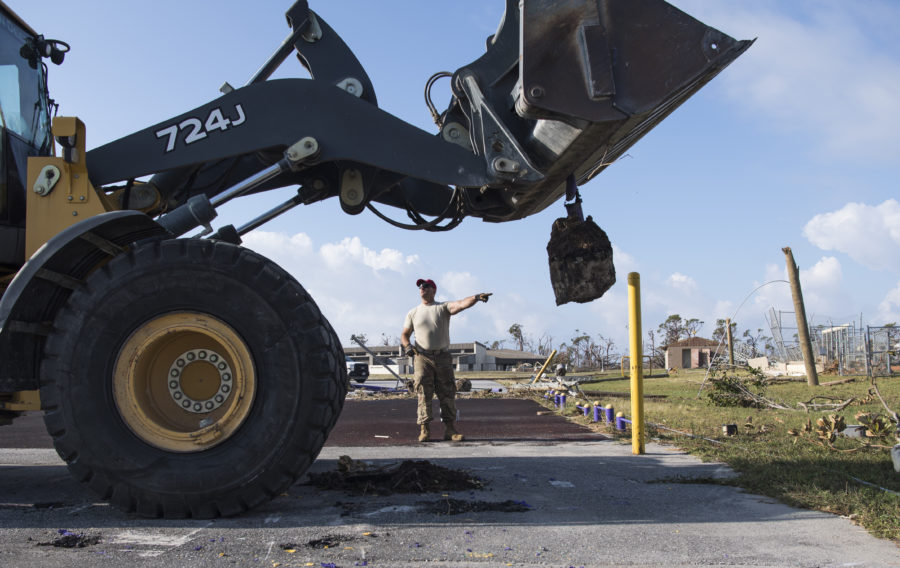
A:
15,1,900,353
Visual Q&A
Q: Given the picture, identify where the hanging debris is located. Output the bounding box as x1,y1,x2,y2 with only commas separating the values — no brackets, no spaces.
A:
547,179,615,305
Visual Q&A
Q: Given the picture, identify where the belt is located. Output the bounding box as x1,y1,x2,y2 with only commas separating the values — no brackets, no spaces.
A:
415,346,448,356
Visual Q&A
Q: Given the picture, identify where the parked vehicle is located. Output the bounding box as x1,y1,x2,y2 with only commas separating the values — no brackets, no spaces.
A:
346,357,369,383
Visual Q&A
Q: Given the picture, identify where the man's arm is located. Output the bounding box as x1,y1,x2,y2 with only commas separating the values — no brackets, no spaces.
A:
400,327,415,357
447,293,492,315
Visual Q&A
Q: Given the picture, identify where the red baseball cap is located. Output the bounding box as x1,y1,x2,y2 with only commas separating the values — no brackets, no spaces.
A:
416,278,436,290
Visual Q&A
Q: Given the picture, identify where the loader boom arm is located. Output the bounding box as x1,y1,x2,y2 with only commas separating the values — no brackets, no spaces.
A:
83,0,751,230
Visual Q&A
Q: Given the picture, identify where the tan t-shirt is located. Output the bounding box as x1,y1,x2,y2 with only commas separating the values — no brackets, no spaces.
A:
404,302,451,350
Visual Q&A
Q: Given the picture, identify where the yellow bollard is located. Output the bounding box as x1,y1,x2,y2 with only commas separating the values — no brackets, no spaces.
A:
627,272,645,455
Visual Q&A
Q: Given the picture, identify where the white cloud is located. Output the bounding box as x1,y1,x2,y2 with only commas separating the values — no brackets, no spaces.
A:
750,263,792,316
436,271,481,301
235,231,856,354
803,199,900,271
680,1,900,162
319,236,416,272
713,300,736,322
611,244,638,275
641,272,719,338
237,233,558,349
667,272,699,294
750,256,853,327
877,282,900,324
243,231,313,259
240,231,425,345
585,288,630,339
801,256,848,318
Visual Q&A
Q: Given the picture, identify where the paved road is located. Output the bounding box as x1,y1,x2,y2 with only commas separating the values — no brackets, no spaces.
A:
1,397,898,567
0,397,598,449
328,397,605,445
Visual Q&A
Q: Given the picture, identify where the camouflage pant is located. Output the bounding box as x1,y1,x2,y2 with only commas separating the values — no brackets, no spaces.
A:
413,350,457,425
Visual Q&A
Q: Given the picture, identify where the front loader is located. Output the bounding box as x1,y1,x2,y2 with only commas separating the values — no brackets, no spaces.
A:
0,0,751,517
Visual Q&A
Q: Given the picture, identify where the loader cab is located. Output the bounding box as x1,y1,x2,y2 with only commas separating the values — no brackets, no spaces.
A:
0,2,55,275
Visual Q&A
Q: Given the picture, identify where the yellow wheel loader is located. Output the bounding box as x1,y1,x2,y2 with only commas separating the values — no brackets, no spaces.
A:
0,0,751,517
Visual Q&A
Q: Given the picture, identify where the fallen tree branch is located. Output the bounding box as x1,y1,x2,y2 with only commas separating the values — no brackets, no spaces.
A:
870,379,899,425
820,377,856,387
797,396,857,413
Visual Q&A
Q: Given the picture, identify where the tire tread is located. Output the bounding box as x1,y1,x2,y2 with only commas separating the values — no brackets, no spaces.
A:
39,239,347,518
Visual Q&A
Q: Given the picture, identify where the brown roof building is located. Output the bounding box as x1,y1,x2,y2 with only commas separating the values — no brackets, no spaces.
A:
664,337,720,370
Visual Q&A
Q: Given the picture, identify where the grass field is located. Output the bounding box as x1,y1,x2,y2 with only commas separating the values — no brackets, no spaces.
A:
473,368,900,542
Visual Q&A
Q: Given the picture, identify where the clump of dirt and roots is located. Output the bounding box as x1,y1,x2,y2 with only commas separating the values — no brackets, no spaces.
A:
305,457,484,495
420,497,531,515
36,530,101,548
305,457,532,516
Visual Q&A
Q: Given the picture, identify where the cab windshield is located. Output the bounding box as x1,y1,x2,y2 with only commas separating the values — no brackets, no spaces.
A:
0,9,52,152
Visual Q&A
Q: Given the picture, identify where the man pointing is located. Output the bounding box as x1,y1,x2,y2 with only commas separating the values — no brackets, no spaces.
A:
401,278,491,442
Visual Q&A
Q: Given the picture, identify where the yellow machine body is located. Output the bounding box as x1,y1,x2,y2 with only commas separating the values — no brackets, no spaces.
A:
24,117,116,258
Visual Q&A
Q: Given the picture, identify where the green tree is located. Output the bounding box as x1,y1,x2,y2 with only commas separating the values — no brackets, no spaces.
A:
646,330,664,368
658,315,685,347
555,342,571,367
742,328,771,358
599,335,617,371
658,315,705,348
685,318,704,337
570,329,592,369
530,333,554,357
712,319,737,345
508,323,525,351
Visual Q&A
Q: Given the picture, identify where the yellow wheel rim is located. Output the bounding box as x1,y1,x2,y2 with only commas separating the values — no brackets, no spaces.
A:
113,312,255,453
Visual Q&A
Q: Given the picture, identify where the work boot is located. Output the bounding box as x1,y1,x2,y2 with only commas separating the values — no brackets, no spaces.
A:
418,424,430,442
443,421,464,442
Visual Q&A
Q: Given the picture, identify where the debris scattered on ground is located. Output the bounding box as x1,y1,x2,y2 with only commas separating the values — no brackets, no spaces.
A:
32,502,65,509
420,498,531,515
306,459,484,495
36,529,101,548
337,455,371,474
286,535,344,549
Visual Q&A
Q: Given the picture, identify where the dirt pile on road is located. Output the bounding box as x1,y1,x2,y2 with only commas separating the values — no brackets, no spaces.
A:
306,458,484,495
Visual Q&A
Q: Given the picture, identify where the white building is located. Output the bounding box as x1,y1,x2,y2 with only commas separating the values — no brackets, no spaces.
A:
343,342,544,374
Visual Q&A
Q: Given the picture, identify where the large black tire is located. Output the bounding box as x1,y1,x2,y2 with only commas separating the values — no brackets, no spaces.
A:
39,239,348,518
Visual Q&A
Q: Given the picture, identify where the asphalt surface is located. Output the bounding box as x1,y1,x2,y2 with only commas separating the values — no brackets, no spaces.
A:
328,397,606,445
0,396,600,449
0,396,898,567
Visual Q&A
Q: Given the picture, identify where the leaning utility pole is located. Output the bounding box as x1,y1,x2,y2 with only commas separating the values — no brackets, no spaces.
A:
782,247,819,386
726,318,734,367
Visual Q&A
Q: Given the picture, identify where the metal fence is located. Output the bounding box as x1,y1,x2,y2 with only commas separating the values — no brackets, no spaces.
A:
860,325,899,377
767,308,898,377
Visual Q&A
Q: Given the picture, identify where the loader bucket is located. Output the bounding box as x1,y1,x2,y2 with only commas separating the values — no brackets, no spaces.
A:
443,0,752,303
447,0,753,223
518,0,753,194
